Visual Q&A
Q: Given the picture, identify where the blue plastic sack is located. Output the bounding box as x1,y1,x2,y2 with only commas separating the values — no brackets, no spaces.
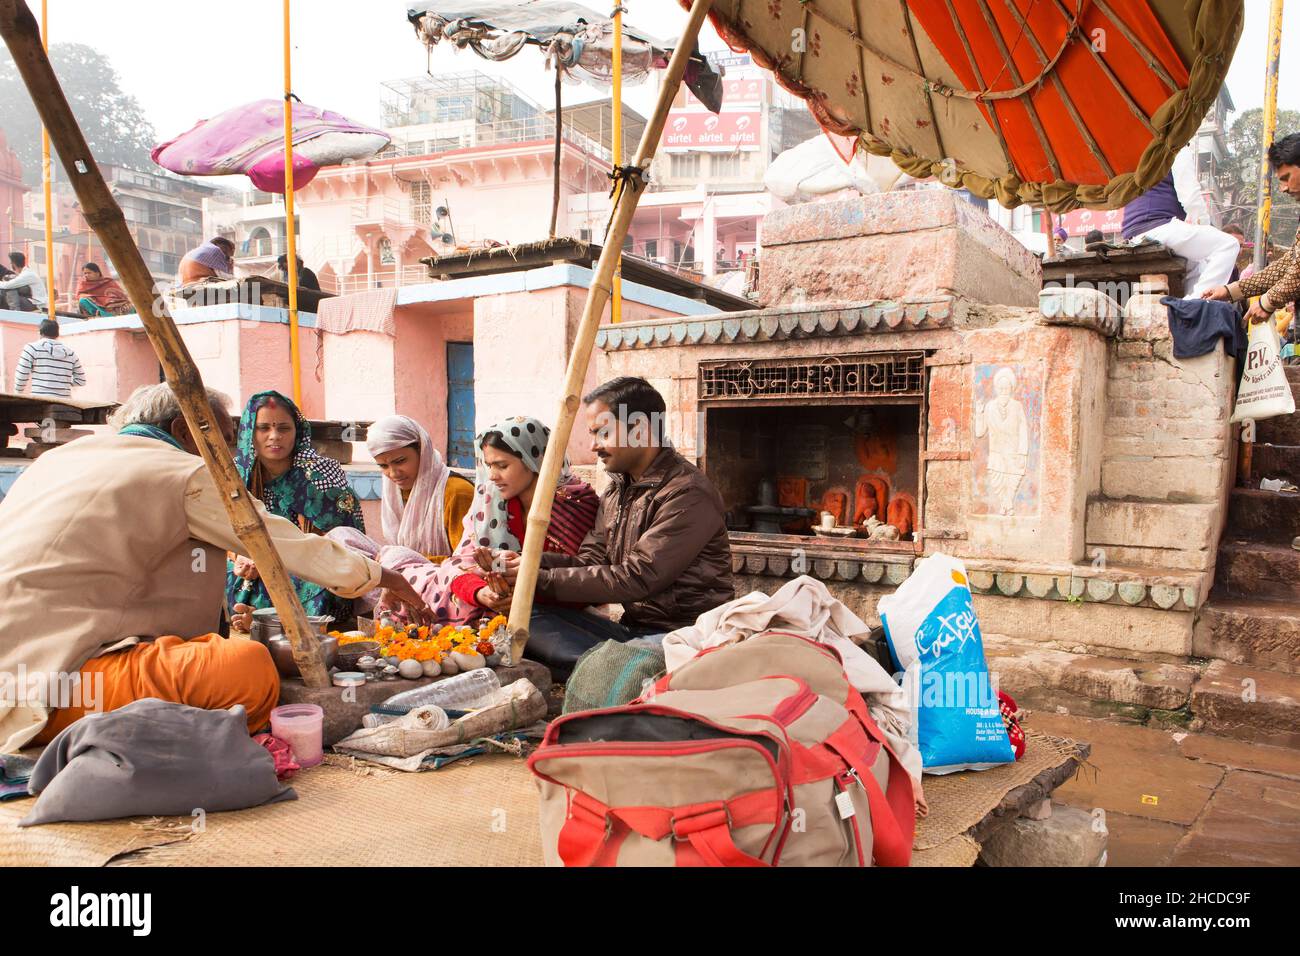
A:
878,555,1014,774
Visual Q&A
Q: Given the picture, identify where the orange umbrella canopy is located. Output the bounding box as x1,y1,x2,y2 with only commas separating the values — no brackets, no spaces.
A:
686,0,1243,210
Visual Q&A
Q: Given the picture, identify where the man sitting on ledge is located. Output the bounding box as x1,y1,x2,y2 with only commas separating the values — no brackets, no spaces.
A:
486,377,734,679
0,383,430,753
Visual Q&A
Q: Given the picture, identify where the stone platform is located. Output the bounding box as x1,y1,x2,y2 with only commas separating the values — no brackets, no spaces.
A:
278,660,553,746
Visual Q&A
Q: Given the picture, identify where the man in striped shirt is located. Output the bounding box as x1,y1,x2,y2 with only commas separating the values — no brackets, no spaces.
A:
12,320,86,397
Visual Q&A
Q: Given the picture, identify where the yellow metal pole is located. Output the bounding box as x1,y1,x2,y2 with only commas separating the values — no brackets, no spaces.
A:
1254,0,1284,272
40,0,53,322
610,3,623,324
282,0,303,406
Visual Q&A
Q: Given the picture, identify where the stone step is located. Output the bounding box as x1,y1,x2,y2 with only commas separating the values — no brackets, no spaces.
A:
1226,487,1300,544
987,638,1300,747
986,637,1198,717
1257,405,1300,446
1189,659,1300,748
1193,595,1300,676
1251,443,1300,485
1214,539,1300,600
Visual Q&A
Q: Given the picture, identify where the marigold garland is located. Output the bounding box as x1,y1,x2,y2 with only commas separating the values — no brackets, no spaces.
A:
329,614,507,666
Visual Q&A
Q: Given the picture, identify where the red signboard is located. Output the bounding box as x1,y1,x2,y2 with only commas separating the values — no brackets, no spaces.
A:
663,111,761,151
1058,207,1124,237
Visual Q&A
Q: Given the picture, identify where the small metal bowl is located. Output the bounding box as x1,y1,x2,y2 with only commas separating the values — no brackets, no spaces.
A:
336,640,382,670
250,610,334,646
267,635,338,678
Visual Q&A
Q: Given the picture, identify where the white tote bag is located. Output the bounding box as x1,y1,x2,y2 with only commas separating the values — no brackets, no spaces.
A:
1231,320,1296,424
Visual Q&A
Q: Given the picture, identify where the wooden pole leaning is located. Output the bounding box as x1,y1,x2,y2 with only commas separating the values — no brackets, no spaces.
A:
505,0,715,665
0,0,331,688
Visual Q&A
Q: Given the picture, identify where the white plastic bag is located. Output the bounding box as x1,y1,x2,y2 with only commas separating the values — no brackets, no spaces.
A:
1231,320,1296,423
877,554,1015,774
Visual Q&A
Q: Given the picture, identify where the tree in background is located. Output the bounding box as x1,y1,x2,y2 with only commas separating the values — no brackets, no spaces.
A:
0,42,156,186
1218,107,1300,247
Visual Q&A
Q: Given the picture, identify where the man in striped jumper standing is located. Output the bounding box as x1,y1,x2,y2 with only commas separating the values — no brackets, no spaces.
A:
12,320,85,398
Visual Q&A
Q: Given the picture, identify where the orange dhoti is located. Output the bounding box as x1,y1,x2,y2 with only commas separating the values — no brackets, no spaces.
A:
36,634,280,744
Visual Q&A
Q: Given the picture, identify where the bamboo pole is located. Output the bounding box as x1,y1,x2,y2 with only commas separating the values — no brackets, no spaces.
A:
282,0,303,406
39,0,53,323
1253,0,1284,272
611,2,623,324
506,0,714,663
0,0,331,688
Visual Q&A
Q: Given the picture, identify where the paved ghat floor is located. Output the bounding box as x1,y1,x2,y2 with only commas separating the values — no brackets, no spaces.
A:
1024,711,1300,866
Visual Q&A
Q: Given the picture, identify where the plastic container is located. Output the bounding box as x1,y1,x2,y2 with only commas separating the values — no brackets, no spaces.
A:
270,703,325,768
381,668,502,712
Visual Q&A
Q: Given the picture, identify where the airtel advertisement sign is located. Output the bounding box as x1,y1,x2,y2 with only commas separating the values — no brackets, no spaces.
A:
1057,207,1124,237
663,111,761,151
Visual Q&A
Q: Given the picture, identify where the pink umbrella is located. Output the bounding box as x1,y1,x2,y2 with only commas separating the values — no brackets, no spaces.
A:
152,99,390,193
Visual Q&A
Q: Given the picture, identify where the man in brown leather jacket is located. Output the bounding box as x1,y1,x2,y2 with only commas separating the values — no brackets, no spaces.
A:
512,377,734,678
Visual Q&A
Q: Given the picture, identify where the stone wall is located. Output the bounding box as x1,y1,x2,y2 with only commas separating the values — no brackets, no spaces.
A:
757,191,1041,309
1085,289,1235,589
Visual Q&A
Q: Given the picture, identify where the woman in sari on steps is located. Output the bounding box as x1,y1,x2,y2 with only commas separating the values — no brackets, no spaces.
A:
330,415,598,627
226,390,366,622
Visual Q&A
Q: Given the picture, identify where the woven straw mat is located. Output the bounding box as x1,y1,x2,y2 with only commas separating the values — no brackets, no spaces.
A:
913,732,1084,851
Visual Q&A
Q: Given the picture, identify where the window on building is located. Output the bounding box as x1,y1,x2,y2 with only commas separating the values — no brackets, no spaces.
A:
410,181,432,225
436,94,474,123
670,153,702,179
643,239,658,259
711,153,741,178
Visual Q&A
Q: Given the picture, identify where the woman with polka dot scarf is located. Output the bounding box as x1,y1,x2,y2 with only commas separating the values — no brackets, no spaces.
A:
337,416,599,628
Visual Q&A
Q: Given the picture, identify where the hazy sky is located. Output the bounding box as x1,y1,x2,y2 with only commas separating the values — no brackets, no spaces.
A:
24,0,1300,177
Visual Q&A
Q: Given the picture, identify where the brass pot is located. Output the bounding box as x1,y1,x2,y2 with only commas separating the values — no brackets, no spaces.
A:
268,634,339,679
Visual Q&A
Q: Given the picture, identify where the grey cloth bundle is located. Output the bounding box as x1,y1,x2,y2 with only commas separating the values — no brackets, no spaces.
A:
21,698,296,827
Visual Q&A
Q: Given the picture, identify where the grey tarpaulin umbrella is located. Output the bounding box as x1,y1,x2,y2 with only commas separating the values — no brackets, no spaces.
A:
407,1,723,234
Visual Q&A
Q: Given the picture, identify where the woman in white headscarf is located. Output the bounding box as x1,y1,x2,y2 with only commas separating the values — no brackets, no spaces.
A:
329,415,474,564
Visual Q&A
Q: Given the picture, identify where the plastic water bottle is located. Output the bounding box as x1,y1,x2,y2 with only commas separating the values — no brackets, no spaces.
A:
380,668,502,712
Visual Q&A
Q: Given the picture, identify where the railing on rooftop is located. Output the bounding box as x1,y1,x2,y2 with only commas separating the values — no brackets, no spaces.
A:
323,265,432,296
377,115,613,165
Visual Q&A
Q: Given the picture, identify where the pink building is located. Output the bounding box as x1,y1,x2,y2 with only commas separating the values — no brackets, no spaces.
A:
0,130,26,255
207,73,646,295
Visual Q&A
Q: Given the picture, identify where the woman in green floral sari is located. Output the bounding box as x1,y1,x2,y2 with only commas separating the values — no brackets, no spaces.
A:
225,390,365,622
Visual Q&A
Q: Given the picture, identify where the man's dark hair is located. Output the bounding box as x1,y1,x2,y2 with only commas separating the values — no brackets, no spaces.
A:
584,376,667,444
1268,132,1300,169
8,251,25,269
1084,228,1104,244
1222,223,1246,238
82,262,102,274
39,319,59,339
276,254,305,270
212,237,235,253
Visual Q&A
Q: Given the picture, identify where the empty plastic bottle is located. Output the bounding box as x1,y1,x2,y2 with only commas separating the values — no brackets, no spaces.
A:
380,668,502,712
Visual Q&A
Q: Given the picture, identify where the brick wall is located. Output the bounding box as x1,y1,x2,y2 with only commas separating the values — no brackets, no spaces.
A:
1086,291,1235,577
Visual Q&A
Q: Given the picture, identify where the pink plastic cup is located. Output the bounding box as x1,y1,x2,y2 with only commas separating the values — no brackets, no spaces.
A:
270,703,325,768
